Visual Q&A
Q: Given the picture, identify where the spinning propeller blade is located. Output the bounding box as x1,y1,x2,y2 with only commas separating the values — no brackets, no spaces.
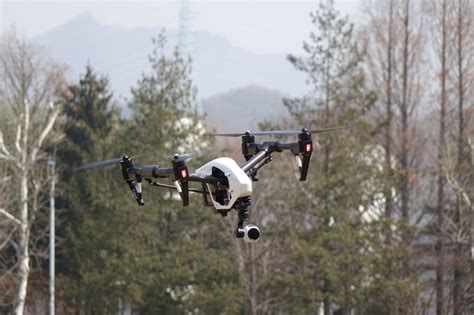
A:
147,152,201,164
74,155,140,171
206,126,350,137
173,152,201,162
73,157,123,171
308,126,352,134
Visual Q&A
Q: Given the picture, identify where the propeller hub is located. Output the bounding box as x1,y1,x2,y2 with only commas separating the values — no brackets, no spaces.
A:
298,130,312,141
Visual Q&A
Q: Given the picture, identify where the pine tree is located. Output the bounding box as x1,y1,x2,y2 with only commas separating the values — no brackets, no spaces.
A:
122,33,240,314
55,65,123,310
127,33,204,157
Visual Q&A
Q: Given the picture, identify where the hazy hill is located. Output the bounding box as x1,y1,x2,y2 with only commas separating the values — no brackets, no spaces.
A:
201,85,287,132
35,12,307,100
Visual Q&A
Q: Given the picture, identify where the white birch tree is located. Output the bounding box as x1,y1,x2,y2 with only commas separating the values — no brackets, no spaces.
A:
0,30,64,314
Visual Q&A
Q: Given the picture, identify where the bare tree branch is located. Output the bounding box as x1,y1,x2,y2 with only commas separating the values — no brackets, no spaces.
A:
0,209,20,226
29,102,59,163
444,168,472,207
14,113,23,155
0,132,14,161
0,226,18,251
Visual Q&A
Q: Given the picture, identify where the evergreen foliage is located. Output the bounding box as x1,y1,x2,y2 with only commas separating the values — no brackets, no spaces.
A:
55,65,123,310
55,39,240,314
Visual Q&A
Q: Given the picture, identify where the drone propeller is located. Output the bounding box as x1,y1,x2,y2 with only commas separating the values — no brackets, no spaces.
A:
74,155,144,206
206,126,350,137
74,153,201,207
172,152,200,162
142,152,201,165
73,157,123,171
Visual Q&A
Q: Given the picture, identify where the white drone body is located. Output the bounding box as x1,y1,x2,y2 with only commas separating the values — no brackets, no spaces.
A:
194,157,252,210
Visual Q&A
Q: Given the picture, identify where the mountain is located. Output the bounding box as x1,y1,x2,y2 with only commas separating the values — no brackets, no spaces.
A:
35,12,307,100
201,85,287,132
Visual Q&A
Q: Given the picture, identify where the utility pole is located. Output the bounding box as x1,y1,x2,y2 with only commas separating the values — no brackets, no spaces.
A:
469,137,474,292
47,159,55,315
178,0,192,57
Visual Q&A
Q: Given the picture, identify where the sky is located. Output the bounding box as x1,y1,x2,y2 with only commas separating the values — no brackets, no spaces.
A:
0,0,363,55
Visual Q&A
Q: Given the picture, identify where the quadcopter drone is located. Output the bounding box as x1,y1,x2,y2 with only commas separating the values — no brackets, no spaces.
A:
75,127,347,242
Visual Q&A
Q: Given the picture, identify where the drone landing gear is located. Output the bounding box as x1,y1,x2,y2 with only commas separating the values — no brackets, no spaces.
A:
120,155,144,206
234,197,260,242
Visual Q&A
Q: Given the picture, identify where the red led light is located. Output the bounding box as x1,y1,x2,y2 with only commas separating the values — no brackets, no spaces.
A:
305,143,312,152
181,169,188,179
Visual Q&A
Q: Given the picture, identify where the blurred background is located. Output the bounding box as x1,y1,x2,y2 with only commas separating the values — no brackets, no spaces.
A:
1,0,361,125
0,0,473,314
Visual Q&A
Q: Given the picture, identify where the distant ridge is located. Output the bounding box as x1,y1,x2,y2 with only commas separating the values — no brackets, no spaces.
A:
35,13,307,99
202,85,287,132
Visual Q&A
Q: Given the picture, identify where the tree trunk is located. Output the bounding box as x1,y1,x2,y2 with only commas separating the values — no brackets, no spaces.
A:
384,0,394,225
453,2,465,313
248,244,257,315
323,26,332,315
15,169,30,315
400,0,411,280
436,1,448,314
470,138,474,312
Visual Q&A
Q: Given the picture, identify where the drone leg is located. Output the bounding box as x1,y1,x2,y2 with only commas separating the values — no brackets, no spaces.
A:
234,197,251,238
127,180,144,206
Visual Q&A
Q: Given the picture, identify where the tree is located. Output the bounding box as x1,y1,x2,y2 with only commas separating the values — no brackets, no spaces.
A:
127,33,205,156
54,65,121,310
0,102,18,310
123,33,238,314
364,1,430,312
426,1,453,313
0,30,64,314
56,35,239,314
389,2,426,292
363,0,398,236
449,1,474,313
281,1,419,313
